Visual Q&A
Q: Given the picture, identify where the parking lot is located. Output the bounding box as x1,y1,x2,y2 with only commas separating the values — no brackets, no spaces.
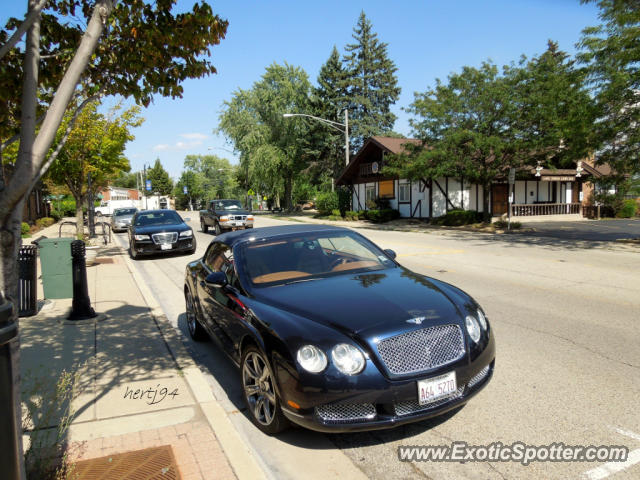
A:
116,215,640,480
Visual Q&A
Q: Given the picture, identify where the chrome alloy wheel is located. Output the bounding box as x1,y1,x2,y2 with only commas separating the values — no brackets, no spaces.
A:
186,291,197,335
243,351,277,426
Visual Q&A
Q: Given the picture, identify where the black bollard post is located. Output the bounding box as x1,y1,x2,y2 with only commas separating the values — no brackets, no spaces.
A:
0,301,22,480
67,240,96,320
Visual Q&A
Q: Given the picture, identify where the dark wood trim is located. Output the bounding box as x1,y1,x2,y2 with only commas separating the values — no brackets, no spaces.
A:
460,177,464,209
353,183,363,210
445,177,449,212
412,199,422,218
475,184,479,212
429,179,433,219
536,181,539,203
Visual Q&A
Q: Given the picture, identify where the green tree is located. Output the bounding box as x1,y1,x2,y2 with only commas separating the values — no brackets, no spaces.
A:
578,0,640,192
219,63,313,209
182,154,239,200
47,102,142,236
146,159,173,196
310,46,348,183
342,11,401,151
174,170,204,210
111,171,140,189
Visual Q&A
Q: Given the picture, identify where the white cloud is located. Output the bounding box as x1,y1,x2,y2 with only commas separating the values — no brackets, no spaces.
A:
153,139,203,152
153,144,170,151
176,140,203,149
180,132,208,140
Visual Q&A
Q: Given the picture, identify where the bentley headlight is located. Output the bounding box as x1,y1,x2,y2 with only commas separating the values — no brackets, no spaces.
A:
465,315,481,343
331,344,366,375
477,309,487,331
134,234,148,241
297,345,327,373
180,229,193,237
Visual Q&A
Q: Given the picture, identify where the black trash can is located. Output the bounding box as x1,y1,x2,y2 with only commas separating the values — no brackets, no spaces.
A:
17,245,38,317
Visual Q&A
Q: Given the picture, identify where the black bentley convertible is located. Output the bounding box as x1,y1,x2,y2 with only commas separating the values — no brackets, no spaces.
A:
184,224,495,434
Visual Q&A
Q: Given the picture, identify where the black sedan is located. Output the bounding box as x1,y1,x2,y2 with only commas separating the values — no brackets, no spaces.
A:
128,210,196,259
184,225,494,434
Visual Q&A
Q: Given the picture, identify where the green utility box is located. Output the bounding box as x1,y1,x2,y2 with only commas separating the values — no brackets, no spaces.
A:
38,238,73,299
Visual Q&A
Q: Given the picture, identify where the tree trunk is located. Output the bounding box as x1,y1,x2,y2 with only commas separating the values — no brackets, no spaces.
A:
283,175,292,211
482,183,492,222
74,195,85,239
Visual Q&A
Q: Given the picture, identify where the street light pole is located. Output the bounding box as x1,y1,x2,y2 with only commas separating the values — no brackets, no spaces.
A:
282,111,350,167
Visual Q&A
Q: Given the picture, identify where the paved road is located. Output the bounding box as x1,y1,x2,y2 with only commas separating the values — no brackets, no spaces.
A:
524,218,640,242
116,214,640,480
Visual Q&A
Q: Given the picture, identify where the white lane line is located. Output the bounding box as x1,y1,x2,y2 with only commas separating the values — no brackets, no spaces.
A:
581,427,640,480
614,427,640,443
582,449,640,480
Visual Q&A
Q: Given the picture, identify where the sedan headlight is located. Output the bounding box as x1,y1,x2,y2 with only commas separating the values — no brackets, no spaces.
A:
134,234,148,241
465,315,481,344
179,229,193,237
331,344,366,375
477,309,487,331
296,345,327,373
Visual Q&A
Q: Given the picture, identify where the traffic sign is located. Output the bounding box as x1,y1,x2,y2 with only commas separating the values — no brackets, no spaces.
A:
183,185,188,194
145,180,152,191
247,188,255,196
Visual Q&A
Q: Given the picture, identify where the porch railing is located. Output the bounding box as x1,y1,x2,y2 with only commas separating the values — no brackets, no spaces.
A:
511,203,581,216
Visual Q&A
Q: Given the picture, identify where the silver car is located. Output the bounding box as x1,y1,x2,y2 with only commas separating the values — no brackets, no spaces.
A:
111,207,138,232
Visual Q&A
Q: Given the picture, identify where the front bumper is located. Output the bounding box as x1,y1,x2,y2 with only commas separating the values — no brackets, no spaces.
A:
276,331,495,433
133,238,195,255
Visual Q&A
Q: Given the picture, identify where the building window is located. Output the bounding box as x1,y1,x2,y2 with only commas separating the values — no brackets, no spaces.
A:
360,163,373,176
399,182,410,203
379,180,394,199
365,185,376,209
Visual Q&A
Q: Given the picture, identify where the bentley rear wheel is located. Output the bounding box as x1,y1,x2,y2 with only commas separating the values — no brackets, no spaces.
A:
241,346,289,434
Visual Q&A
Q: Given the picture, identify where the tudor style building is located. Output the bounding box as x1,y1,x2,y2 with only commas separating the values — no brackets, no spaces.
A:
336,136,610,219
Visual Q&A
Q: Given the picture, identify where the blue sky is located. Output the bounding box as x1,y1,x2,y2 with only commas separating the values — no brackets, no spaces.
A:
2,0,601,180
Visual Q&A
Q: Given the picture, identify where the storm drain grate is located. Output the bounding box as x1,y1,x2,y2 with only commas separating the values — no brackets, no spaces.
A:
73,445,181,480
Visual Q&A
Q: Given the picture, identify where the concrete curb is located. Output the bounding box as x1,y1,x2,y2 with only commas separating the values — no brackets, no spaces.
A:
121,249,267,480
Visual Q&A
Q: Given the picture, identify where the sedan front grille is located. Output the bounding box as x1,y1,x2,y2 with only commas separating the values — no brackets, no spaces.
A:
394,386,465,416
376,324,465,376
151,232,178,244
315,403,377,424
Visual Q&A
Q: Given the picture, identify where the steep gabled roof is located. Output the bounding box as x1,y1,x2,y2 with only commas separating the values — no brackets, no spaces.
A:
337,136,420,185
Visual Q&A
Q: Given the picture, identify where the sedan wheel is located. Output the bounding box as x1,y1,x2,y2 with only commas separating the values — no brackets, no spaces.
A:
241,347,289,434
185,289,207,341
129,241,138,260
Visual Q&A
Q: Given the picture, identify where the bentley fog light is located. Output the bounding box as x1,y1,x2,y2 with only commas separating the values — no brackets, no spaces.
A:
297,345,327,373
465,315,481,343
331,344,366,375
477,309,487,331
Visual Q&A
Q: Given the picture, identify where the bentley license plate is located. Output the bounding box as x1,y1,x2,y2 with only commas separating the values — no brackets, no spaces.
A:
160,243,172,250
417,371,457,405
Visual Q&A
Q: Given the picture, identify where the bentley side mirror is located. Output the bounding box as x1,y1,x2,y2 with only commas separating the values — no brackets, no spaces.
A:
205,271,227,287
384,249,397,260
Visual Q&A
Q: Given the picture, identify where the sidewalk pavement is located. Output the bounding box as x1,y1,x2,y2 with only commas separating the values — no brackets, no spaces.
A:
19,222,265,480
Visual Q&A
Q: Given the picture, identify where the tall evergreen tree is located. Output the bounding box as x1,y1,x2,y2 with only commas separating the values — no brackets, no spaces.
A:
578,0,640,191
342,11,401,151
310,46,348,183
146,158,173,196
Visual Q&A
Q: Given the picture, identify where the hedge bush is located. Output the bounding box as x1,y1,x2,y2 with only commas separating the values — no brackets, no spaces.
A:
316,191,339,216
36,217,55,228
432,209,484,226
617,199,637,218
337,187,351,216
21,222,30,237
365,209,400,223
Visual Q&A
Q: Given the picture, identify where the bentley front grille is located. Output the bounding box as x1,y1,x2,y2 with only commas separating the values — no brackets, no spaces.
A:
468,365,491,389
376,324,465,376
394,386,465,417
151,232,178,244
315,403,377,424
